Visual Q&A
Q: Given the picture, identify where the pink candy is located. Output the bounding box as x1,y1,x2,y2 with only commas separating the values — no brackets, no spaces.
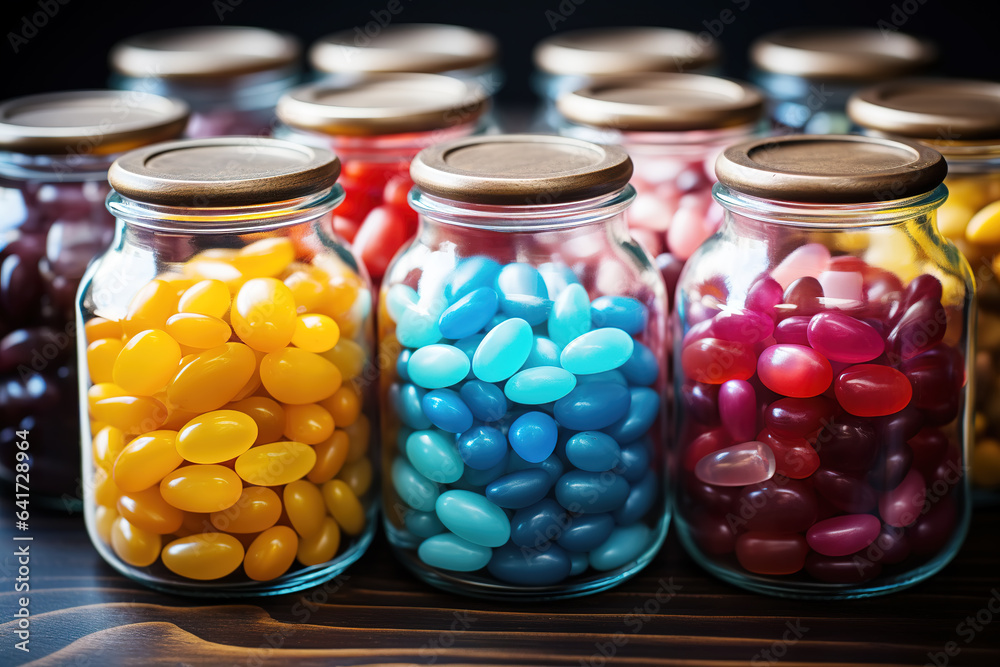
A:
694,441,776,487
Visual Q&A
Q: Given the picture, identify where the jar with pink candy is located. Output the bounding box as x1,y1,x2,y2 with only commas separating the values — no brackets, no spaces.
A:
673,135,972,598
556,74,764,305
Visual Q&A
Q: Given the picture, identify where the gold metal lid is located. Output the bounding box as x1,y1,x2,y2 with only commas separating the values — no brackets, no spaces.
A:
715,134,946,203
309,23,498,74
534,27,720,76
410,134,632,205
108,137,340,207
110,26,300,79
0,91,189,156
556,73,763,131
750,28,936,80
848,78,1000,141
277,74,488,137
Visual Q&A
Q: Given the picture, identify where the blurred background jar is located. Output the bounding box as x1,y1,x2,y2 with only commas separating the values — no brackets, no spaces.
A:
848,79,1000,500
0,90,188,507
276,73,491,287
110,26,301,138
77,137,375,595
673,135,971,597
749,27,936,134
555,73,764,306
380,134,669,599
531,27,722,132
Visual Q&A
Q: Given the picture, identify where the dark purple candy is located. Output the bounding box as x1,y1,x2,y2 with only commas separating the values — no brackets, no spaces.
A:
764,396,837,438
805,551,882,583
685,508,737,555
908,496,957,555
685,479,739,515
682,382,720,425
656,253,684,310
887,298,947,361
0,327,71,374
868,440,913,492
812,468,878,513
737,478,818,532
815,417,878,473
908,428,948,479
1,254,43,326
870,523,911,565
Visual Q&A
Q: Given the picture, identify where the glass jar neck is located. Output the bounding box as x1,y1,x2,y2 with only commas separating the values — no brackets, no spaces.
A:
560,123,759,161
111,66,300,113
0,151,117,182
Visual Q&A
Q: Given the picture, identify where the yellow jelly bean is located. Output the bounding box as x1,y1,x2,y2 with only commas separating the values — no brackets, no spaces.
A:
324,270,361,318
92,425,126,471
94,504,118,545
88,383,126,413
283,403,335,445
966,200,1000,244
176,409,258,464
123,280,179,338
178,279,232,318
94,467,122,507
178,511,214,537
307,430,351,484
322,479,365,536
234,441,317,486
86,338,124,384
344,413,370,464
936,200,975,240
161,533,245,580
165,312,232,349
161,406,202,432
210,486,282,533
972,439,1000,488
283,267,329,314
112,430,182,492
85,317,124,341
111,516,162,567
283,479,326,539
230,350,265,402
320,384,361,428
233,237,296,278
160,464,243,513
260,347,342,404
184,257,244,287
92,395,167,434
337,458,372,497
117,487,185,534
230,277,298,352
296,516,341,566
112,329,182,396
291,313,340,353
167,342,256,412
244,525,299,581
228,396,286,445
322,338,365,381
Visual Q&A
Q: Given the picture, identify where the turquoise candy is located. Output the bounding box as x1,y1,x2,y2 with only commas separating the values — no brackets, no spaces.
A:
557,513,615,552
453,334,484,380
589,524,652,571
407,344,470,389
487,542,572,586
418,533,492,572
459,380,507,422
507,452,565,485
504,367,577,405
539,262,580,299
508,411,558,463
406,430,464,484
565,431,622,472
548,283,591,348
421,389,474,434
559,327,635,375
396,349,412,383
620,341,658,386
396,426,413,454
569,550,589,576
456,425,507,470
395,383,432,429
461,453,509,487
404,509,445,538
445,257,501,303
576,370,628,387
396,308,443,348
438,287,499,340
553,382,631,430
435,490,511,548
496,263,552,325
614,439,652,483
473,317,533,382
392,458,440,512
485,468,552,509
521,336,561,370
591,296,648,335
555,471,630,513
614,470,658,525
603,387,660,442
511,498,566,548
386,284,418,322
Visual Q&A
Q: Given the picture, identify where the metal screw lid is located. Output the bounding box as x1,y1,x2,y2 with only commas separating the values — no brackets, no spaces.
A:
534,27,720,76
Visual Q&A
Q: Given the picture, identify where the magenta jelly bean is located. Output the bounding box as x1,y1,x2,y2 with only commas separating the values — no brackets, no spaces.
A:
737,479,818,532
773,316,811,346
806,514,881,557
757,344,832,398
806,312,884,363
783,277,825,317
745,276,783,320
834,364,912,417
718,380,757,442
694,441,775,487
764,396,836,438
681,338,756,385
812,468,878,513
878,469,927,528
712,309,774,345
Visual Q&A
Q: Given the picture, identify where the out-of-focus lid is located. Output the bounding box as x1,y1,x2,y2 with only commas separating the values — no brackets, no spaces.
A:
535,27,720,76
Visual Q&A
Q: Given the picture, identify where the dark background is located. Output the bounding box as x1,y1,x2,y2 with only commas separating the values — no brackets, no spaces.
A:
3,0,1000,107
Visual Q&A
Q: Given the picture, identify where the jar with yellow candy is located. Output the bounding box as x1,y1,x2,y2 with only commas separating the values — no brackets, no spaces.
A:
77,137,376,596
849,79,1000,500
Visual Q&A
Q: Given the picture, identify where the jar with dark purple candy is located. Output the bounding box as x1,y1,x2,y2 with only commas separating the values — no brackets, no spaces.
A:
0,90,188,506
110,26,300,138
673,134,972,597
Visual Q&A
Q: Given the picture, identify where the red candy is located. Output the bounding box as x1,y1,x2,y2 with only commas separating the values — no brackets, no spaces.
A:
834,364,913,417
757,344,832,398
735,532,809,575
681,338,756,385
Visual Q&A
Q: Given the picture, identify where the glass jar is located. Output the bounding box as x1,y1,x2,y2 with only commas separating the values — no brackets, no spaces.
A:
77,137,375,596
673,135,972,598
532,27,722,133
380,134,669,599
110,26,301,138
0,90,188,507
750,28,936,134
849,78,1000,501
555,73,764,305
276,73,491,287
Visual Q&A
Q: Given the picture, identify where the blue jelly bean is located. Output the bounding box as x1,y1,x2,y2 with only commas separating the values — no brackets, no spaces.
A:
396,307,444,348
560,327,635,375
589,524,652,571
614,470,658,525
404,509,445,538
511,498,567,548
419,533,492,572
487,542,572,586
396,426,413,454
539,262,580,299
575,370,628,386
505,367,577,405
485,468,552,509
438,287,499,340
435,490,510,548
407,344,470,389
508,411,558,463
496,263,552,325
620,341,658,386
553,382,631,430
445,256,501,303
453,334,484,380
521,336,561,370
396,383,432,429
614,439,652,483
557,513,615,552
459,380,507,423
386,284,418,322
548,283,591,348
569,550,589,576
472,317,532,382
396,349,413,383
603,387,660,443
461,453,508,487
507,451,565,486
406,430,464,484
456,425,507,471
565,431,622,472
555,471,630,514
392,458,439,512
591,296,648,335
421,389,474,434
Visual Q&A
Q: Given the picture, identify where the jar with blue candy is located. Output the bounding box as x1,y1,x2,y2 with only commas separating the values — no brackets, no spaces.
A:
380,134,669,599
